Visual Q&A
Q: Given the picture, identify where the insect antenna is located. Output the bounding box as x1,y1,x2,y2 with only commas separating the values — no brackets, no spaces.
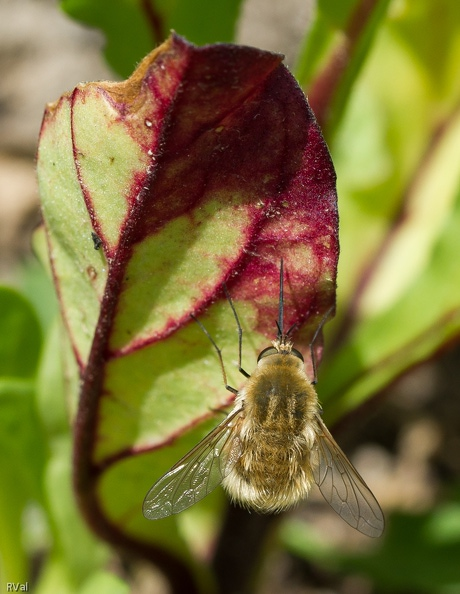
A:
190,313,238,395
277,259,300,339
277,258,285,340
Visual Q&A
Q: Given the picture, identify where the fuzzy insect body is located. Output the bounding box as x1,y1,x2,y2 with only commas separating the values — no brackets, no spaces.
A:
222,337,319,513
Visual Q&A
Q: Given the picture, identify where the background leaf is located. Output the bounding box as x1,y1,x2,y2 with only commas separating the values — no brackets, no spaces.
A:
60,0,244,77
0,286,42,378
0,288,44,585
296,0,392,135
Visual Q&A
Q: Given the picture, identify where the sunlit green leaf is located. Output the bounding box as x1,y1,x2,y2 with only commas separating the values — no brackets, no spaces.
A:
321,179,460,421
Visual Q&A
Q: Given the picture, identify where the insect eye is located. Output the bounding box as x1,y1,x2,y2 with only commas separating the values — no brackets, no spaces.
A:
257,346,278,361
291,348,304,362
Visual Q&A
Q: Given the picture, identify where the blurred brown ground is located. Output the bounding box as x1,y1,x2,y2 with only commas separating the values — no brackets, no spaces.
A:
0,0,113,279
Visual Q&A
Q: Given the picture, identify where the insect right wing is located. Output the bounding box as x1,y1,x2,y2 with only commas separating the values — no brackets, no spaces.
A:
143,406,244,520
311,415,385,538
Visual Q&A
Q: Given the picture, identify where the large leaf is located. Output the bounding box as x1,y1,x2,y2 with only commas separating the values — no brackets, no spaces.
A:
37,34,339,577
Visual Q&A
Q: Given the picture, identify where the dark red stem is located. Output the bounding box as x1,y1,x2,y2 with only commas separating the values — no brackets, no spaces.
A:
140,0,165,45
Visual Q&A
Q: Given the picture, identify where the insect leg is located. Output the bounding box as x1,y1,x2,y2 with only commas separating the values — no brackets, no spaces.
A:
223,285,250,379
309,306,335,384
190,314,238,395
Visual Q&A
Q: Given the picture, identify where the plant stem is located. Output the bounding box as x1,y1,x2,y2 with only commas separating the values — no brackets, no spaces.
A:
212,504,279,594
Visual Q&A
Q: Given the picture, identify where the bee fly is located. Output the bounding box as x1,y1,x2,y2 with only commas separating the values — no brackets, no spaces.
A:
143,262,384,537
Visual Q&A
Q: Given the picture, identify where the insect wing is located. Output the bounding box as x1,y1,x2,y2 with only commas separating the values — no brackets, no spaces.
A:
311,416,385,537
143,407,243,520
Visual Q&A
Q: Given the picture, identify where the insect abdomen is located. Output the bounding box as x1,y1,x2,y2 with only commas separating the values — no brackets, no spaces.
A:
222,427,315,512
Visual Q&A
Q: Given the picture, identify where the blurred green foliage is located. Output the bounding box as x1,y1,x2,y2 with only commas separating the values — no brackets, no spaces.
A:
282,491,460,593
0,269,110,593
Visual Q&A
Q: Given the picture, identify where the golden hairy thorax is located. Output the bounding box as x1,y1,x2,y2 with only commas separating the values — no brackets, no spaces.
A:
222,347,321,512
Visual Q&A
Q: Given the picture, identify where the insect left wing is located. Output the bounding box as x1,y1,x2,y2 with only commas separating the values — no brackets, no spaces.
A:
311,415,385,538
143,406,243,520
